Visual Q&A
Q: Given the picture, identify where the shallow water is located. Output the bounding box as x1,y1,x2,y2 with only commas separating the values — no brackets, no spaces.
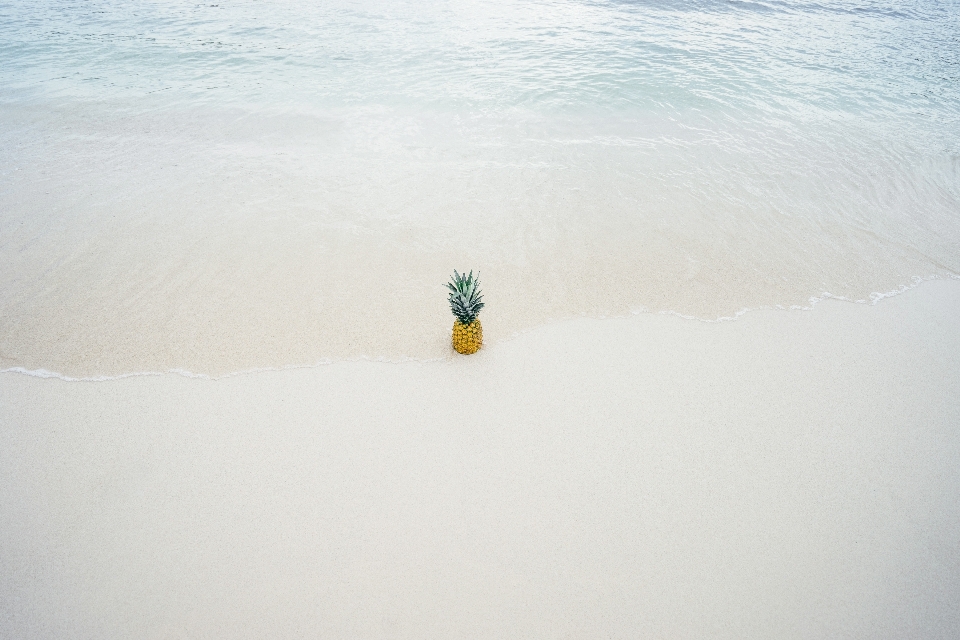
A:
2,0,959,376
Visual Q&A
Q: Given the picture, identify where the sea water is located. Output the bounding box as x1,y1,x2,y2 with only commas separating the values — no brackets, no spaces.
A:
1,0,958,376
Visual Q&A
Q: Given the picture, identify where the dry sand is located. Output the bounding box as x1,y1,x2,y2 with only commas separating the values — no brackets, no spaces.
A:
2,279,959,639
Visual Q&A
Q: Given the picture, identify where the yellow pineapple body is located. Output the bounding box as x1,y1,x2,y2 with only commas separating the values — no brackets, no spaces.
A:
452,319,483,354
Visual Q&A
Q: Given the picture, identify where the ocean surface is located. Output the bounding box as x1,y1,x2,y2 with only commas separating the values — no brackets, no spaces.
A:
1,0,958,377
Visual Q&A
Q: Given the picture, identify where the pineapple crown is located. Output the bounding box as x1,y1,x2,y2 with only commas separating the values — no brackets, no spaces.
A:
446,270,485,324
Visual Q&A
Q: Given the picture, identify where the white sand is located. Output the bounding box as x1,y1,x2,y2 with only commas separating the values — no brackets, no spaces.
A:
2,280,959,639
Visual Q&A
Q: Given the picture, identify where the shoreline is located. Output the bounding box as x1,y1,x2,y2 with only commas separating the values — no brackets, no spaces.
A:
2,278,959,638
3,275,958,382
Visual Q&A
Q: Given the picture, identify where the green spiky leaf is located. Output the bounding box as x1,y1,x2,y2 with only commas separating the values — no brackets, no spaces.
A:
446,270,485,324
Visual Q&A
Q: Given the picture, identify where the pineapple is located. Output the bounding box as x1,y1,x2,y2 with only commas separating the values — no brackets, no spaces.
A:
447,270,485,354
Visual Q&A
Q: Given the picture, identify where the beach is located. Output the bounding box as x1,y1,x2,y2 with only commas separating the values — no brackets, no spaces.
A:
3,279,959,639
3,0,960,636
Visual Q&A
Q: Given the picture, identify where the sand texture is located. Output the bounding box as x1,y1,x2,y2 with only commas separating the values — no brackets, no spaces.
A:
2,280,959,639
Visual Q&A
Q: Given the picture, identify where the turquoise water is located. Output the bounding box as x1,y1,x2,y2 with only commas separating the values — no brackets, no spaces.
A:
1,0,959,375
4,0,959,123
